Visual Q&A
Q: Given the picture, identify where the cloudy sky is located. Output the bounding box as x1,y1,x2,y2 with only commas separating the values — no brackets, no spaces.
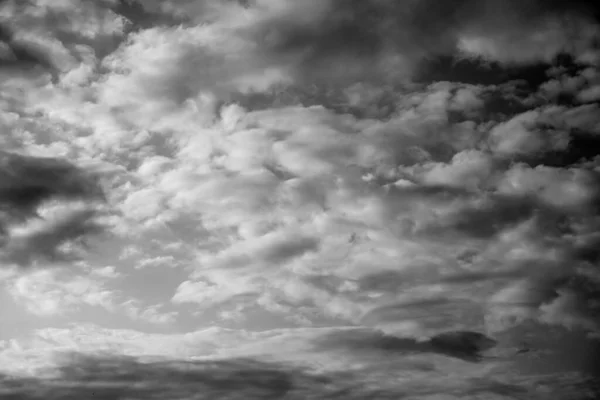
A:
1,0,600,398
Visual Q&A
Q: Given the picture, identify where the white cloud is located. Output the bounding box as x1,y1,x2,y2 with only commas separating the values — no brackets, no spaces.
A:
135,255,178,270
0,322,595,399
577,84,600,103
91,265,121,279
121,300,178,325
497,164,596,211
2,0,600,383
420,150,494,190
539,289,599,332
0,0,128,80
5,80,600,339
93,98,575,335
94,23,289,130
488,110,570,157
171,279,247,307
5,268,118,316
4,266,179,326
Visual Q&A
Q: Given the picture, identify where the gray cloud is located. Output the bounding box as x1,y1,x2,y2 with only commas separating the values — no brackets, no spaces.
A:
0,151,108,268
0,351,544,400
1,0,600,360
0,22,55,73
244,0,600,84
0,208,107,267
316,327,499,363
101,0,600,111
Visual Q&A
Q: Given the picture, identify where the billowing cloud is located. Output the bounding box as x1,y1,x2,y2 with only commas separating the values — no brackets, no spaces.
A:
6,76,600,338
120,94,598,338
55,0,599,124
0,1,599,398
2,266,176,324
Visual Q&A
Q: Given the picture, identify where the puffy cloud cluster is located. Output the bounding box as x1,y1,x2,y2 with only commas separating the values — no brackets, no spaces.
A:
120,80,598,338
72,0,600,126
9,71,600,339
6,267,117,316
0,2,599,391
0,0,128,74
121,0,600,88
2,265,177,326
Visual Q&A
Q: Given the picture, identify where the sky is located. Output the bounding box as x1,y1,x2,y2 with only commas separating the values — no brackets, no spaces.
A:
1,0,600,398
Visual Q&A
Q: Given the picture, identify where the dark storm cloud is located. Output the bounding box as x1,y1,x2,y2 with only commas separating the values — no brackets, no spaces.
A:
247,0,600,84
0,152,104,219
0,208,107,267
0,151,107,268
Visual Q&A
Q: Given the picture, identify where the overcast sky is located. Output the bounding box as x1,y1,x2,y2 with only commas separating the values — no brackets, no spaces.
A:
1,0,600,398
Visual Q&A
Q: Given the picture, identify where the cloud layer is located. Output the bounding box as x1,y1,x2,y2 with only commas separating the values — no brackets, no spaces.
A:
1,323,598,399
0,0,599,397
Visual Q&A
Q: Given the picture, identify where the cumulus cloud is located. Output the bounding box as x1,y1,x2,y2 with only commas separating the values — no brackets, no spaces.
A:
61,0,599,121
2,266,178,326
487,110,570,157
90,265,121,279
5,268,118,316
1,1,600,397
7,73,600,338
113,90,597,338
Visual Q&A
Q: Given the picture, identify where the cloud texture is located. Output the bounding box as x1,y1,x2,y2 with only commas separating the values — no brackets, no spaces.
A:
1,0,600,397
